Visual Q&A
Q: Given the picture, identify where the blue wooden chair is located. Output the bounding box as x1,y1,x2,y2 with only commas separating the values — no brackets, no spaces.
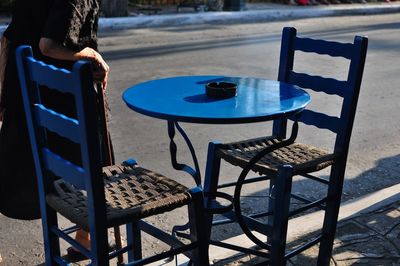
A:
16,45,209,266
204,27,368,265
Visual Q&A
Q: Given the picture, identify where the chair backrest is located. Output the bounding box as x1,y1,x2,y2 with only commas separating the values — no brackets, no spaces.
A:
16,45,103,195
273,27,368,156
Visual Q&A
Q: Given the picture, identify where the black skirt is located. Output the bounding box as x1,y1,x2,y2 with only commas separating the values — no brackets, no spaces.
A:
0,108,41,220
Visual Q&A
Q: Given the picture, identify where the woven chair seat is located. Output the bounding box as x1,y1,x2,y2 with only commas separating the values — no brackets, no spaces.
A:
46,164,191,231
217,136,337,176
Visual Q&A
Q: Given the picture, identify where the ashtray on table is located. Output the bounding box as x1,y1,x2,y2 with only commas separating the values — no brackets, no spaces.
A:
205,82,237,99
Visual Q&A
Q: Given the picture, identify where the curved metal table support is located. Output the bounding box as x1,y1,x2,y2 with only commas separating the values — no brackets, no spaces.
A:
167,121,202,187
233,120,299,250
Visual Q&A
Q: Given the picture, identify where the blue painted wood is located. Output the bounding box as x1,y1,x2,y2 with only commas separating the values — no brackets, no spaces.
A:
123,76,310,124
269,165,294,265
126,222,142,261
42,148,86,189
276,27,368,143
294,37,355,59
53,256,70,266
16,46,62,265
274,27,369,263
273,27,297,138
293,109,342,133
62,225,81,235
34,104,80,144
122,158,138,166
204,26,368,265
27,58,76,94
187,187,211,265
318,34,368,265
50,226,91,259
288,71,349,97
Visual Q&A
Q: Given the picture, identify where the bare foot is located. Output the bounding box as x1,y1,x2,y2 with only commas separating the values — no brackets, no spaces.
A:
74,229,91,250
66,229,91,261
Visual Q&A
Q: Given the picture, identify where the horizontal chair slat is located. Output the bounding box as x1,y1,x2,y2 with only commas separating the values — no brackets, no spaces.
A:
42,148,86,189
34,104,81,144
295,37,354,60
293,109,341,133
289,71,348,97
27,58,75,94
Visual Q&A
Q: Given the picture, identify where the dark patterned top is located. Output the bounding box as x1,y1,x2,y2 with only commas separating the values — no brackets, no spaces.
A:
4,0,100,52
1,0,101,112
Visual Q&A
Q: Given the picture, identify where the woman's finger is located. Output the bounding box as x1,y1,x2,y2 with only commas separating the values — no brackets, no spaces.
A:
93,69,109,85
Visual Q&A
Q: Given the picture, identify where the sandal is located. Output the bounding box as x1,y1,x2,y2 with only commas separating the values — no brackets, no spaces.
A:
67,247,87,262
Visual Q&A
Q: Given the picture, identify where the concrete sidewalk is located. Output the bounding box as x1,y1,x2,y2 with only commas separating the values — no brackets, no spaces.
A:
162,184,400,265
209,183,400,265
1,2,400,34
64,183,399,265
97,2,400,31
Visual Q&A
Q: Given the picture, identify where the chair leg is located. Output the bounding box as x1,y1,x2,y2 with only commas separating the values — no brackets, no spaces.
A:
270,165,294,266
188,187,210,266
113,226,124,264
41,206,60,266
267,177,277,245
203,141,222,238
89,224,109,266
317,163,346,266
126,221,142,261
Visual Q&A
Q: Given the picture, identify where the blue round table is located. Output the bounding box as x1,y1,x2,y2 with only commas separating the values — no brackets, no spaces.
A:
123,76,310,124
123,75,310,186
123,75,311,252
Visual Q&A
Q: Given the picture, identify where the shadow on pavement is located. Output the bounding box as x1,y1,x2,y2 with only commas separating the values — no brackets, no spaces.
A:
210,154,400,265
102,20,400,62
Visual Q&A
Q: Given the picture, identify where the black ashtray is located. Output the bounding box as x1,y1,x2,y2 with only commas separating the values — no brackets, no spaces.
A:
205,82,237,99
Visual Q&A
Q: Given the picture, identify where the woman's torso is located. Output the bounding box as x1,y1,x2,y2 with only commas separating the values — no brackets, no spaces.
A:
2,0,100,113
4,0,100,54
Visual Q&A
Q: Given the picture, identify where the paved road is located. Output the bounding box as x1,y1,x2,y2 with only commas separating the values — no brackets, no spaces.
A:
104,12,400,197
1,12,399,265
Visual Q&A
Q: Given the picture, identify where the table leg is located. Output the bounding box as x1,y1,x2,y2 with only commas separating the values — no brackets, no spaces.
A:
167,121,202,186
167,121,210,263
233,120,299,250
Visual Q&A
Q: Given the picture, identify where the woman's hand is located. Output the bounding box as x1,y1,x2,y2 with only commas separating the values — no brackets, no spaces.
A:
78,47,110,89
39,38,110,89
